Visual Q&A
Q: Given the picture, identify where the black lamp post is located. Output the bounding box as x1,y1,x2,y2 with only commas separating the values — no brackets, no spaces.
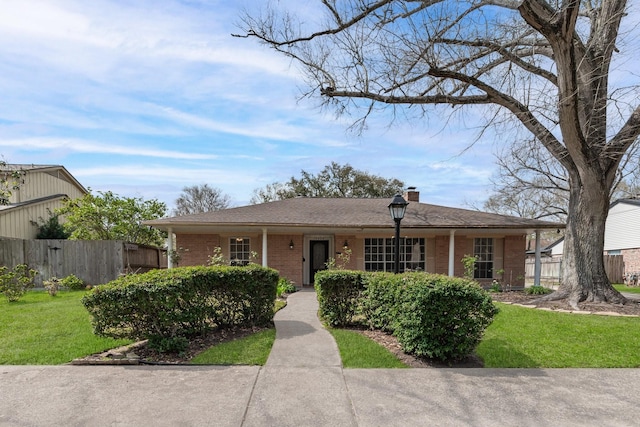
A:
388,194,409,274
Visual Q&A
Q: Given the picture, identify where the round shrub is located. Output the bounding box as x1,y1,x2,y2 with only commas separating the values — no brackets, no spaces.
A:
60,274,85,291
393,274,498,362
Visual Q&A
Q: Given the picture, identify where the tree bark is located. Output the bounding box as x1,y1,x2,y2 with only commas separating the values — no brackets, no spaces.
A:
538,170,627,308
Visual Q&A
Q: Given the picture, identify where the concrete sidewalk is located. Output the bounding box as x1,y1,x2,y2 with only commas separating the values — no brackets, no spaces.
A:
242,288,355,426
2,290,640,426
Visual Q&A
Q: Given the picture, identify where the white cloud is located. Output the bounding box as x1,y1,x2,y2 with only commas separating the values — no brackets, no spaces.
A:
0,138,218,160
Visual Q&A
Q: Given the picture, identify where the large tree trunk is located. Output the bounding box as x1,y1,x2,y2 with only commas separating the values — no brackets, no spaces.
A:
539,170,627,309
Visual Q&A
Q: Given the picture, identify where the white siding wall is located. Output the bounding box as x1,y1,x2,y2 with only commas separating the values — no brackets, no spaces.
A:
1,167,87,239
10,169,85,203
551,240,564,256
604,202,640,251
0,198,67,239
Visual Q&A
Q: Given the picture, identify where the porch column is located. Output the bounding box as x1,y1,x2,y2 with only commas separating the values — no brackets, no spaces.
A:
534,230,542,287
167,227,174,269
262,228,268,267
448,230,456,277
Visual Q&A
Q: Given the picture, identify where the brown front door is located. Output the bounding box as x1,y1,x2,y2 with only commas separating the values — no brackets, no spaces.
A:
310,240,329,284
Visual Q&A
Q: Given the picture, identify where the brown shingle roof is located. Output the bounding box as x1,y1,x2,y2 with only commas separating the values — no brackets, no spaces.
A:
146,197,563,231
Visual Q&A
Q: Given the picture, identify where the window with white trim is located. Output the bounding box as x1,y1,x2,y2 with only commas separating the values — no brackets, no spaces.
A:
364,238,425,272
230,237,250,266
474,238,494,279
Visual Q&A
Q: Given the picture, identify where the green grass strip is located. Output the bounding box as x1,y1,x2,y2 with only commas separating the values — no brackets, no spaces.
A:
477,303,640,368
329,328,407,368
614,284,640,294
0,291,131,365
190,329,276,365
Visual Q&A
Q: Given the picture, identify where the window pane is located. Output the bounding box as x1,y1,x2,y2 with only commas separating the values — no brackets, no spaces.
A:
473,238,493,279
230,237,250,266
364,237,425,272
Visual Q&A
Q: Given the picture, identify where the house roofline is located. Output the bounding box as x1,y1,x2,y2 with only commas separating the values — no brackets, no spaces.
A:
610,198,640,209
147,221,563,235
0,194,68,214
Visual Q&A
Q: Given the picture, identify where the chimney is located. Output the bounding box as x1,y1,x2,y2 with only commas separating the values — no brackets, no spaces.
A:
404,186,420,202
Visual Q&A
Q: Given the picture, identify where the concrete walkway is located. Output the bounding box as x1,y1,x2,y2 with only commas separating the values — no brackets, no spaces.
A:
2,290,640,426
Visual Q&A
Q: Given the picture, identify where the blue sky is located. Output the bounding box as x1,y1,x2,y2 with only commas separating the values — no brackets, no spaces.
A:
0,0,528,211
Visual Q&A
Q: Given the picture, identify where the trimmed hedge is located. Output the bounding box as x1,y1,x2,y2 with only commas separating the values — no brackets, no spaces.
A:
316,271,498,362
82,265,278,343
360,272,404,332
314,270,367,326
392,274,498,361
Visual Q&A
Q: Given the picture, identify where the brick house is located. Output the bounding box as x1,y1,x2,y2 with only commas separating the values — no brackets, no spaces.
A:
146,189,563,288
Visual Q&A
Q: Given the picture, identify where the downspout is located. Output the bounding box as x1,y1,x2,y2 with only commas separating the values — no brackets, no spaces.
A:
167,227,174,269
448,230,456,277
534,230,541,287
262,228,268,267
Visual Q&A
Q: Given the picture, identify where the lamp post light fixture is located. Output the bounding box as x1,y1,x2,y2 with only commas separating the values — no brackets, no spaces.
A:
388,194,409,274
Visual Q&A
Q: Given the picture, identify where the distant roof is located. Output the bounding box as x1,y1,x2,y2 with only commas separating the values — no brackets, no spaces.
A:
1,164,68,173
146,197,564,232
0,194,68,213
610,198,640,208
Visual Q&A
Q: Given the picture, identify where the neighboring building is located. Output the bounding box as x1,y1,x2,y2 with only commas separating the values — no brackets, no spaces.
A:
146,189,563,288
0,164,88,239
548,198,640,275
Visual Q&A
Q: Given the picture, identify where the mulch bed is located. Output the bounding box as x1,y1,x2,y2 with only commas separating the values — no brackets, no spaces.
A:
490,289,640,316
72,325,270,365
353,328,484,368
134,325,270,364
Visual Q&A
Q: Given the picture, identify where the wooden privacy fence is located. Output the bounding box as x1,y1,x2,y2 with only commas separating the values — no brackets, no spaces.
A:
0,239,167,287
525,254,624,285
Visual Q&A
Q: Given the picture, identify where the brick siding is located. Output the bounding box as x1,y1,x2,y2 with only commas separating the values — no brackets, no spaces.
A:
175,234,221,266
267,235,303,286
174,231,527,288
622,248,640,275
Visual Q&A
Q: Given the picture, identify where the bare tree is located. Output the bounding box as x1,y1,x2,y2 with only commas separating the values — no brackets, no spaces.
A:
250,162,404,204
238,0,640,307
483,138,570,222
483,136,640,221
173,184,231,216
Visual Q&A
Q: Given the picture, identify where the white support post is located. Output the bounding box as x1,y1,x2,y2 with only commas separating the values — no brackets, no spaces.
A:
534,230,542,287
167,227,174,269
448,230,456,277
262,228,268,267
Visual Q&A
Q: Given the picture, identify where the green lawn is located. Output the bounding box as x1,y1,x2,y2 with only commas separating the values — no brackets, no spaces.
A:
477,303,640,367
329,328,407,368
614,284,640,294
190,329,276,365
0,291,132,365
